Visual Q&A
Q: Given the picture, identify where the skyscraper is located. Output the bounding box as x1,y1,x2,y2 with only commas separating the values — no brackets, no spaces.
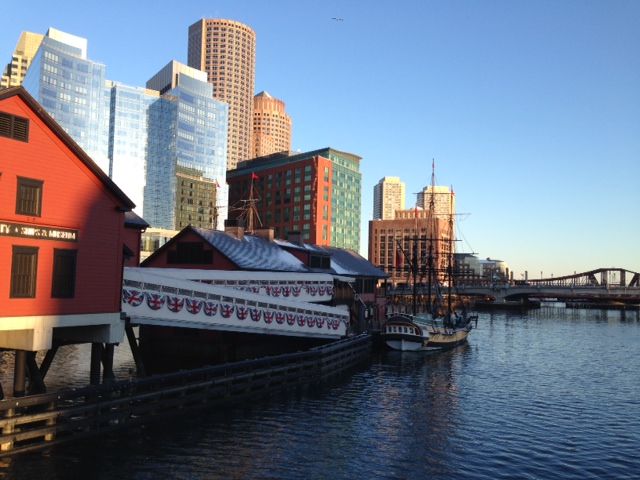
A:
417,185,455,217
145,61,229,230
22,28,110,171
1,32,44,89
253,91,291,158
188,19,256,170
373,177,405,220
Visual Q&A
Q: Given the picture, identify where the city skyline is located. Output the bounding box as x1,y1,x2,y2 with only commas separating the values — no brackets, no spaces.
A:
2,0,638,277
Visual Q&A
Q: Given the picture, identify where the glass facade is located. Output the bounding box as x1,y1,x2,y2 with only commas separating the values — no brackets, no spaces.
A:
327,149,361,252
107,82,156,214
144,73,228,230
23,36,109,173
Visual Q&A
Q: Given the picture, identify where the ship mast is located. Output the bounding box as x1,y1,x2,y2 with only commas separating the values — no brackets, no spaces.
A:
426,159,437,316
231,173,262,233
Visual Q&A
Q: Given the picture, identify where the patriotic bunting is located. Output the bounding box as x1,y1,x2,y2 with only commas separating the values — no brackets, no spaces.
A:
123,288,346,332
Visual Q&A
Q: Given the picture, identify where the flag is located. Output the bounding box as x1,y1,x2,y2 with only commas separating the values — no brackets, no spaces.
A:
251,172,259,180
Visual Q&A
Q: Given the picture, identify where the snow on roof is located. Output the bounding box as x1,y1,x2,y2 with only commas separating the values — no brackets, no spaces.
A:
194,228,309,272
273,238,326,253
323,247,388,278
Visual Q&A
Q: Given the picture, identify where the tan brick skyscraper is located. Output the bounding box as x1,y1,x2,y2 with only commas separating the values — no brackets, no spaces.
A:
253,91,292,158
188,19,256,170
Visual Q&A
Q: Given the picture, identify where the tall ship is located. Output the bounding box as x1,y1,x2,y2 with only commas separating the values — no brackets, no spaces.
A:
383,162,477,351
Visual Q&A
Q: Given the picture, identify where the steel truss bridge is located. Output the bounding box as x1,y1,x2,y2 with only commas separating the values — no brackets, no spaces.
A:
389,268,640,304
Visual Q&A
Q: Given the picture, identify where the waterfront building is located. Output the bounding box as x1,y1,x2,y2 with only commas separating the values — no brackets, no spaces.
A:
1,31,44,89
373,176,405,220
145,61,229,231
416,185,455,217
226,147,362,251
252,91,292,158
480,257,510,282
188,18,256,170
454,253,483,284
0,87,135,394
368,208,451,287
141,224,386,333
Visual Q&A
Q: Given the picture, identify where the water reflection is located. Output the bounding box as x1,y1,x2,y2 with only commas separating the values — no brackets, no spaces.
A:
0,308,639,479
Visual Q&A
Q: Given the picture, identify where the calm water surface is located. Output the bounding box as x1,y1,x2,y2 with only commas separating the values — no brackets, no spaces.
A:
1,306,639,479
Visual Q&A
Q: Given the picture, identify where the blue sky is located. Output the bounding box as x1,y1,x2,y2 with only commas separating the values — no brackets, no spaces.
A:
2,0,639,277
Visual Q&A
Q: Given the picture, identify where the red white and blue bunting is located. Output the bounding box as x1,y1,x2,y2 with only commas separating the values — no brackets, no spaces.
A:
122,288,346,331
229,283,334,298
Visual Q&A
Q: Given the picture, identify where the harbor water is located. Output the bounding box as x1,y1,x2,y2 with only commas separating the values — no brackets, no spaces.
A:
1,306,639,479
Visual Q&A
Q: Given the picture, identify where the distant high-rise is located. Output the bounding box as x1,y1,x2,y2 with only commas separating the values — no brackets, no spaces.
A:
252,91,291,158
0,31,44,89
417,185,455,217
373,177,405,220
188,18,256,170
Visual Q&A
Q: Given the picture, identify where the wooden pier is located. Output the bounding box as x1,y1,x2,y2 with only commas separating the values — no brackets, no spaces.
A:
0,334,371,457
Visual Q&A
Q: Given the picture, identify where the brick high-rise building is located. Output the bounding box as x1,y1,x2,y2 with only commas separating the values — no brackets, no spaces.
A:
227,148,362,251
368,209,452,287
253,91,291,158
373,176,405,220
188,19,256,170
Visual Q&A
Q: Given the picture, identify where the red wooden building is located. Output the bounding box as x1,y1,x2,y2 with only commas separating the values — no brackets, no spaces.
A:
0,87,136,396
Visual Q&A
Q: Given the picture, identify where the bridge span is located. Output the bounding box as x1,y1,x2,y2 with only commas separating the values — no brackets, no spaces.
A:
389,267,640,304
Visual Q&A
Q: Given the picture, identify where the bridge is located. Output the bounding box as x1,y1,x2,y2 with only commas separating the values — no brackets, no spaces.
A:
388,268,640,305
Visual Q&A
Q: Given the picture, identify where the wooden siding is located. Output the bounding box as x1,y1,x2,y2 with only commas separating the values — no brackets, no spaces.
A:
0,95,126,317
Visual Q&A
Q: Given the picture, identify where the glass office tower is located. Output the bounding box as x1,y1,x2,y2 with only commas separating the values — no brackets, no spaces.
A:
145,62,229,230
106,82,158,213
22,28,109,172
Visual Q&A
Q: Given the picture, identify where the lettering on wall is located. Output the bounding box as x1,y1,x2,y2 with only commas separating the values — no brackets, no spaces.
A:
0,221,78,242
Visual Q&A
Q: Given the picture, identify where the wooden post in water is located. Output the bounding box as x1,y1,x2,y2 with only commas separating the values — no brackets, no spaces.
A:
26,352,46,395
13,351,27,398
125,321,146,376
90,343,103,386
101,344,115,384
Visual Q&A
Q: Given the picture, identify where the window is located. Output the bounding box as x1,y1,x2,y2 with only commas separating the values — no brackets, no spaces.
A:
167,242,213,264
16,177,43,216
52,249,77,298
10,246,38,298
0,112,29,142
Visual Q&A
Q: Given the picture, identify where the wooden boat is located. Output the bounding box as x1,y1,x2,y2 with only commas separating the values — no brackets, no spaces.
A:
383,314,430,351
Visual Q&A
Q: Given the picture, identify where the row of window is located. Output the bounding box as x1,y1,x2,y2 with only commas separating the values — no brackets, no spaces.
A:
10,246,77,298
386,325,418,335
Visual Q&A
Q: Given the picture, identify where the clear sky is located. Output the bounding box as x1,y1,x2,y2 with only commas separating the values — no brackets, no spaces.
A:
3,0,639,278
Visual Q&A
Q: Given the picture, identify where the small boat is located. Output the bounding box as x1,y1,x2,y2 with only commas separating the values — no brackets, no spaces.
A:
383,314,430,351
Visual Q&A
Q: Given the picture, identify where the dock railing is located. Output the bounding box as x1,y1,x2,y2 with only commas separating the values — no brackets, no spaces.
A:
0,334,371,457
